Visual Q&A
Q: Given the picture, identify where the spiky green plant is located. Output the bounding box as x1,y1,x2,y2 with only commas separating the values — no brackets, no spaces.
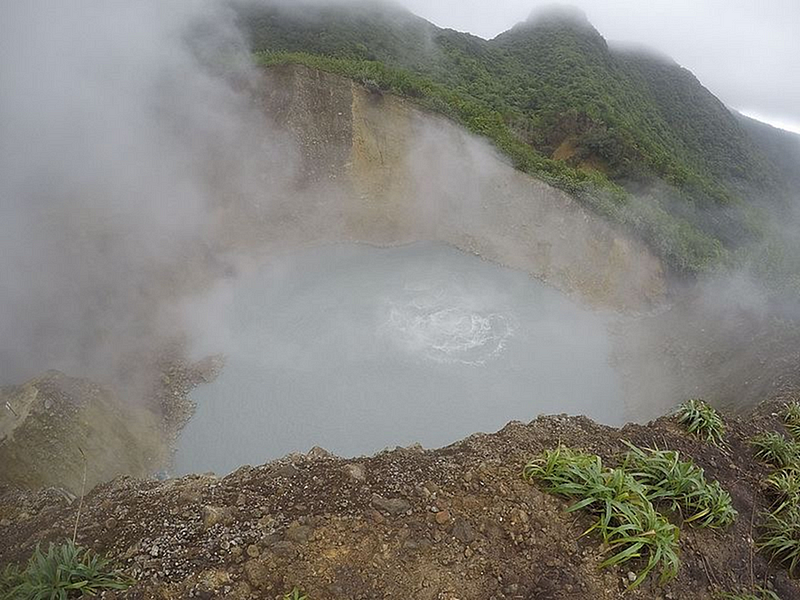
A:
784,401,800,439
0,540,132,600
764,470,800,514
524,446,680,588
719,589,781,600
758,505,800,577
283,589,309,600
751,432,800,469
675,398,726,446
623,442,737,528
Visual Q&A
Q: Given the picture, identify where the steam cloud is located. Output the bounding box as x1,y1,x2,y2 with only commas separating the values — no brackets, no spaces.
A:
0,1,288,392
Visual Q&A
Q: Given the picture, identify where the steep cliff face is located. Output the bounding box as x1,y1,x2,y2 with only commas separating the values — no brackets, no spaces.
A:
242,64,665,311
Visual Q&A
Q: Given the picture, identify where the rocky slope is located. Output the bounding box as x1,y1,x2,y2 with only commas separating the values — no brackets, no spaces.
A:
2,397,799,599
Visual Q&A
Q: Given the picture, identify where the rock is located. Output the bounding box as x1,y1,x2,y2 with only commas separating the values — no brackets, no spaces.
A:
224,581,252,600
285,522,314,544
243,560,268,589
307,446,332,459
196,569,231,594
274,464,299,478
343,463,366,481
371,494,411,516
370,509,385,524
270,541,297,558
452,518,477,544
201,506,234,530
435,510,451,525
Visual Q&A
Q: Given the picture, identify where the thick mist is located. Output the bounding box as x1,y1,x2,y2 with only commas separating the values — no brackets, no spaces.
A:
2,0,799,452
0,2,292,392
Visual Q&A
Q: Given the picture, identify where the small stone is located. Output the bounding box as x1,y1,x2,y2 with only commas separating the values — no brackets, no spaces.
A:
627,571,637,583
244,560,268,589
371,494,411,516
246,544,260,558
343,463,366,481
285,522,314,544
270,541,296,558
307,446,332,459
435,510,451,525
452,518,477,544
149,545,159,557
201,506,233,530
274,464,299,478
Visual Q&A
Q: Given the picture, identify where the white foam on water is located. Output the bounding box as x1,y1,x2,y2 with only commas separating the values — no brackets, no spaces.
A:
383,285,516,365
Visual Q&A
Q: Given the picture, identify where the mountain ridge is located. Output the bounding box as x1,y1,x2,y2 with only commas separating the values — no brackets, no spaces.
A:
238,0,798,275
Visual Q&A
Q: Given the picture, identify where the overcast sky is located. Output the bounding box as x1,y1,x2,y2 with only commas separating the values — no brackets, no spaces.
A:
398,0,800,134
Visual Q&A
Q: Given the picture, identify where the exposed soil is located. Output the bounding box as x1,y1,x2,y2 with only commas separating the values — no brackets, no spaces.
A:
2,397,800,599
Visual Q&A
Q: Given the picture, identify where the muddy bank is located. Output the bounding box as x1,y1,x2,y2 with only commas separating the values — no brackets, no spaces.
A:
2,397,799,599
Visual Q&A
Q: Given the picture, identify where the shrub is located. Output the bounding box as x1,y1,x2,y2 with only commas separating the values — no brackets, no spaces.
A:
675,398,725,446
0,540,131,600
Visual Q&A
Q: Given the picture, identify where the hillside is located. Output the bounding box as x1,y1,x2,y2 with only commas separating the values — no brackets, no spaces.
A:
237,1,798,275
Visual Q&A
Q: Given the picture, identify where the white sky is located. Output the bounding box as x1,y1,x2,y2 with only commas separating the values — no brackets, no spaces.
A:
398,0,800,135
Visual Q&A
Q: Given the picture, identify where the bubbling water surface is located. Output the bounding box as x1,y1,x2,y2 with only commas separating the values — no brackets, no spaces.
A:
174,242,625,475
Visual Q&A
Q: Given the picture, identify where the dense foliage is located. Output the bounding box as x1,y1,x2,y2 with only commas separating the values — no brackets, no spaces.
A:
239,2,798,274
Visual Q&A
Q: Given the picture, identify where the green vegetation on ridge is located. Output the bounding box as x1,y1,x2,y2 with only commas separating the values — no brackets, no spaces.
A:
523,442,736,589
0,541,131,600
239,2,794,274
256,51,725,273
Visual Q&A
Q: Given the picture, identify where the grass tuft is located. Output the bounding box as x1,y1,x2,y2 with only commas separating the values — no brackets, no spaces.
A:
751,432,800,469
719,588,781,600
764,469,800,514
524,446,680,589
758,505,800,577
622,442,737,528
0,540,132,600
784,401,800,439
675,398,726,446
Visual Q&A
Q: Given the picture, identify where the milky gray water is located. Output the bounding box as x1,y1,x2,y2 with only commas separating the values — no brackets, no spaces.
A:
174,242,625,475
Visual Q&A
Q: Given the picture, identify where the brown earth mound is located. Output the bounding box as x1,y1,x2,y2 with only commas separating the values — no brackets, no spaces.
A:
2,398,799,599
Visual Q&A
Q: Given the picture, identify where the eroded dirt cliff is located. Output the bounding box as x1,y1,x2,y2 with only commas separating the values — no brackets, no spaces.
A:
235,64,666,312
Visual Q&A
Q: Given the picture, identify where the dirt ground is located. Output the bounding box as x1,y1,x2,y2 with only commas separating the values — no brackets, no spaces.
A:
2,396,800,599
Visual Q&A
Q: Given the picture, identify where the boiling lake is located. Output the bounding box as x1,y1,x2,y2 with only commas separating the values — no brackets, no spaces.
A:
174,242,625,475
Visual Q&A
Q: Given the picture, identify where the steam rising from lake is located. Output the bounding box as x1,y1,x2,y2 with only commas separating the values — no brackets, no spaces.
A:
175,243,624,475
